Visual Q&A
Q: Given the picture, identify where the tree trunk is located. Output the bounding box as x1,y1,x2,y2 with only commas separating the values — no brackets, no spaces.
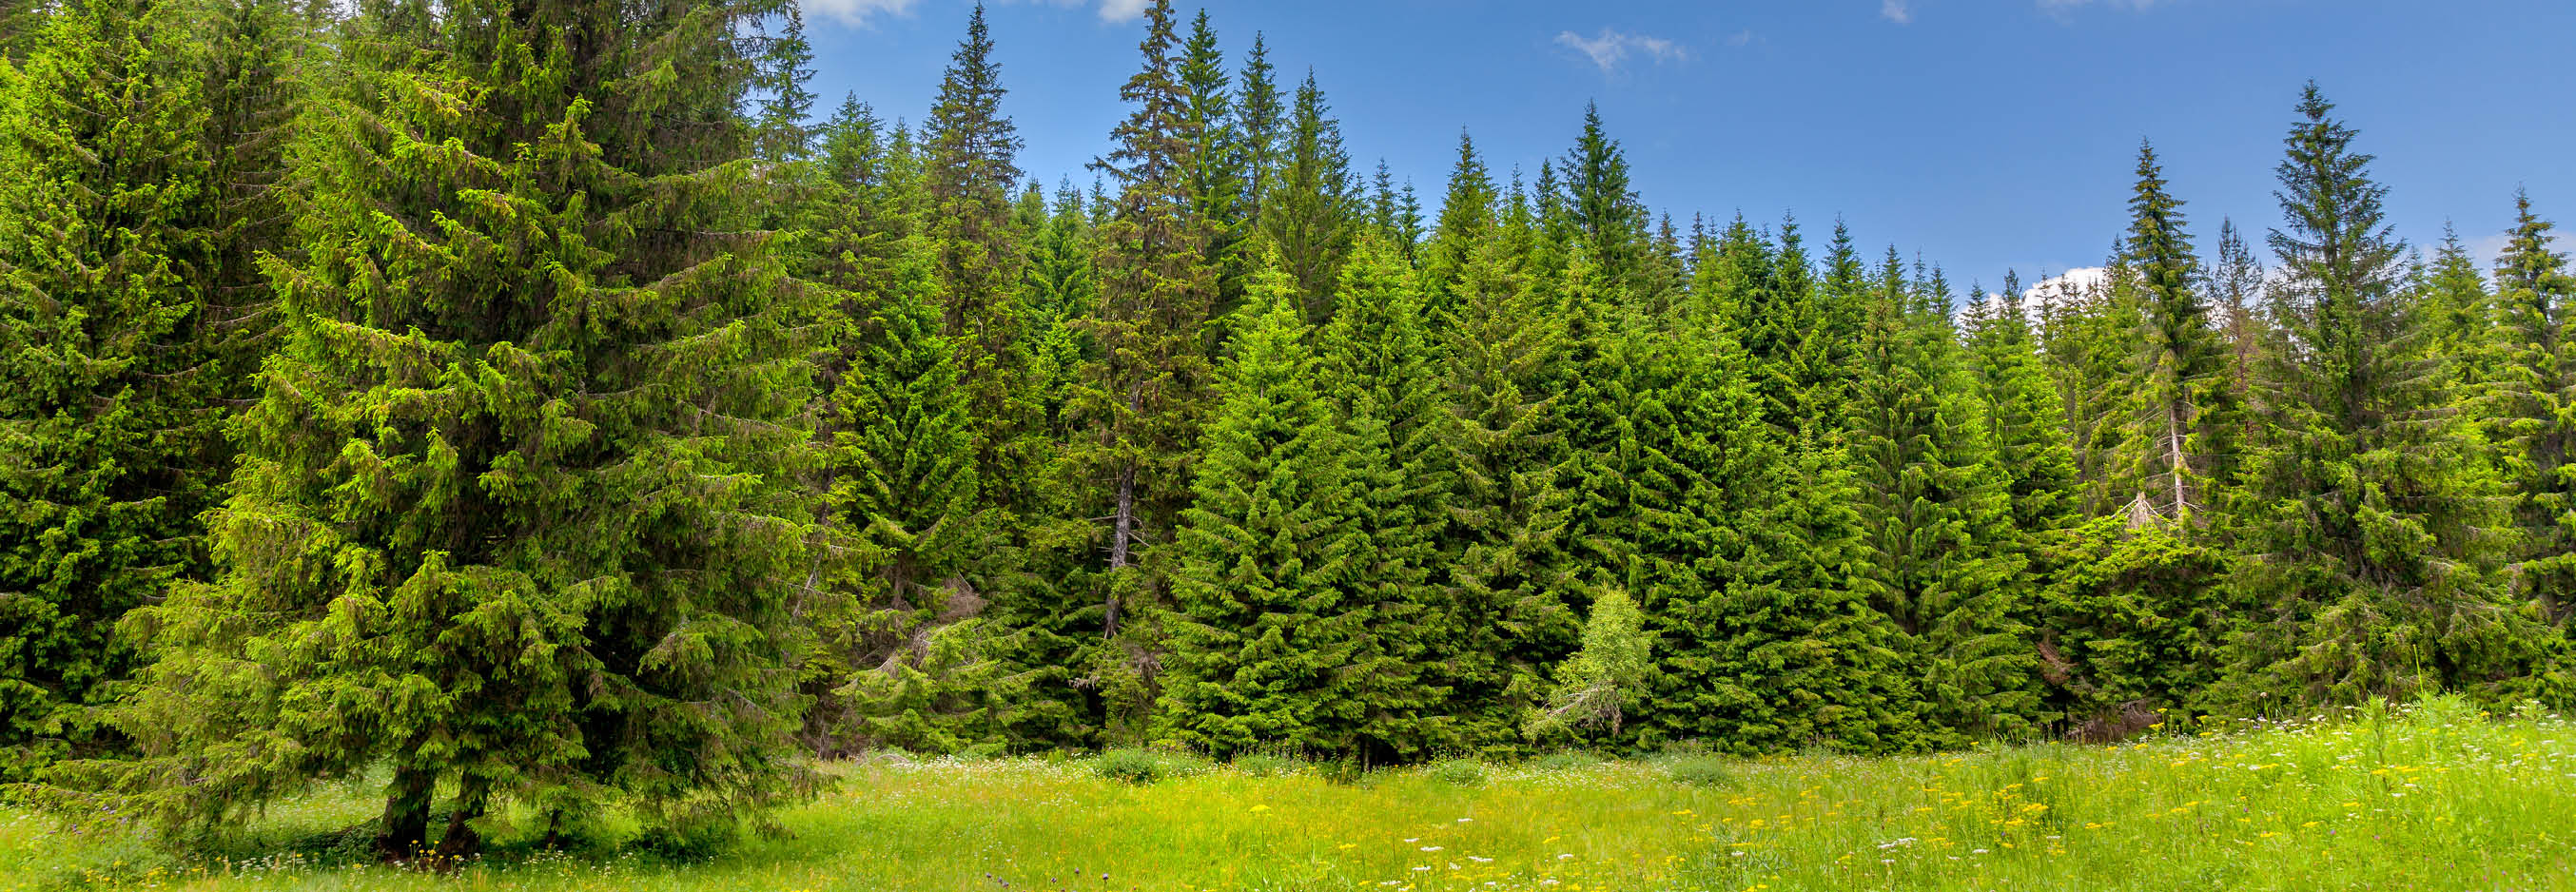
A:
430,773,493,865
376,762,438,863
1105,462,1137,636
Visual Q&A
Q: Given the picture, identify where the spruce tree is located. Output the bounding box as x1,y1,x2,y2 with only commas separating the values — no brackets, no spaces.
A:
1420,130,1496,315
0,0,218,780
1557,103,1651,297
1845,258,2039,740
1435,225,1579,748
1177,10,1252,321
1234,32,1282,218
2225,85,2546,708
2209,218,2267,422
2488,191,2576,624
1260,70,1357,324
2422,224,2496,392
1070,0,1220,740
922,4,1039,525
100,0,824,856
1160,262,1374,757
2118,142,2231,520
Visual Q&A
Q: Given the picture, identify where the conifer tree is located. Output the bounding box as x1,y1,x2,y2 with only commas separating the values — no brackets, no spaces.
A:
2422,225,2496,391
2225,85,2546,708
1558,103,1651,297
2488,191,2576,624
1073,2,1219,740
1962,272,2081,534
1436,225,1579,747
1420,130,1496,314
1177,10,1252,320
923,4,1040,524
2118,142,2231,520
0,0,218,780
2209,218,2267,417
101,0,825,856
753,4,817,162
1234,32,1283,217
1160,262,1376,757
1845,259,2039,740
1261,70,1357,324
1316,238,1462,754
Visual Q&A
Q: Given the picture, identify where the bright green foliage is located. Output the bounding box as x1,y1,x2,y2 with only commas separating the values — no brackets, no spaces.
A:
1159,263,1374,758
752,5,816,162
1845,259,2039,741
2488,192,2576,624
97,0,825,857
1419,130,1496,315
0,0,217,780
1260,71,1357,324
2117,142,2234,521
2422,225,2497,391
820,232,1012,757
1961,272,2081,535
1525,589,1651,740
2224,85,2555,709
2036,256,2142,514
1316,238,1465,756
2039,516,2231,732
1177,10,1254,321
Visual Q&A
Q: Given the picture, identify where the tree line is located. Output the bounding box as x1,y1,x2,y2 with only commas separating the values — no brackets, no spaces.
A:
3,0,2572,858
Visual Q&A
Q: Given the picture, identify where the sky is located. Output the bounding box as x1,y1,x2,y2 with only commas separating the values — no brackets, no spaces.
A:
795,0,2576,291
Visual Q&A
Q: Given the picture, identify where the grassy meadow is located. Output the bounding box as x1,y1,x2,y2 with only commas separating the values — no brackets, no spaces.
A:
7,697,2574,892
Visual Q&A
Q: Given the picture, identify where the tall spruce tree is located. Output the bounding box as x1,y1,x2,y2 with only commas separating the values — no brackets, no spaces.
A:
922,4,1039,525
0,0,219,780
1261,70,1357,325
2118,142,2231,520
1845,257,2039,740
99,0,825,856
2224,85,2547,708
2209,218,2267,421
2488,191,2576,625
1070,1,1220,742
1159,261,1376,757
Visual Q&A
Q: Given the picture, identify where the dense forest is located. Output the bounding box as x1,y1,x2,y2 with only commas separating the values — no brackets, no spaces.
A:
3,0,2573,858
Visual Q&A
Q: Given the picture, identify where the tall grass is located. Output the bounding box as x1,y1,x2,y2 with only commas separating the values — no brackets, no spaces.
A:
7,696,2572,891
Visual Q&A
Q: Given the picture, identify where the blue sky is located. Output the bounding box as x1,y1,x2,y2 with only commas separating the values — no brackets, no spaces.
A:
799,0,2576,290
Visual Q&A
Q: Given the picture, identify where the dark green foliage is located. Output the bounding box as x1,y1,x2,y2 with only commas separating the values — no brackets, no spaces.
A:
0,0,218,780
95,0,825,857
2224,85,2555,709
2118,142,2234,520
1261,71,1357,324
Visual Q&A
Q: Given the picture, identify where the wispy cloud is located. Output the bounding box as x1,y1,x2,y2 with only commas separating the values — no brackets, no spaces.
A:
804,0,920,26
1555,28,1690,73
801,0,1127,28
1881,0,1913,24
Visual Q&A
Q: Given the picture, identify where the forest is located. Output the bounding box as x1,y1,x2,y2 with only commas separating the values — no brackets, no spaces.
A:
2,0,2573,863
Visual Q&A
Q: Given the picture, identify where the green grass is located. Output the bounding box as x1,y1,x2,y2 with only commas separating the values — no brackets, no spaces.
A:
9,697,2576,891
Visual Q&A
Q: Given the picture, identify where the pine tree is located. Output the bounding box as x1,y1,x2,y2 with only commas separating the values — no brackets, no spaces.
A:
821,229,1011,757
1557,103,1651,298
2118,142,2231,520
1159,262,1374,757
1234,32,1282,218
98,0,825,856
2488,191,2576,625
2422,224,2496,392
0,0,218,780
1260,70,1356,325
1420,130,1496,315
2225,84,2547,708
2209,218,2267,421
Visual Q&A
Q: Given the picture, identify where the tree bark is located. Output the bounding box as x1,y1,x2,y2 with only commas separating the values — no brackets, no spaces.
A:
376,762,438,863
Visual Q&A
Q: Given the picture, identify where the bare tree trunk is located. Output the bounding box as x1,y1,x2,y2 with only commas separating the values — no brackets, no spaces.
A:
2167,398,2190,519
1105,462,1137,636
430,773,492,864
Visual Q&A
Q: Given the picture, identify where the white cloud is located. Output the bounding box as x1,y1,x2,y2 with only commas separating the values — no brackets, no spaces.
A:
801,0,1118,28
1881,0,1913,24
2024,266,2110,303
2037,0,2163,16
1555,28,1690,73
804,0,920,26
